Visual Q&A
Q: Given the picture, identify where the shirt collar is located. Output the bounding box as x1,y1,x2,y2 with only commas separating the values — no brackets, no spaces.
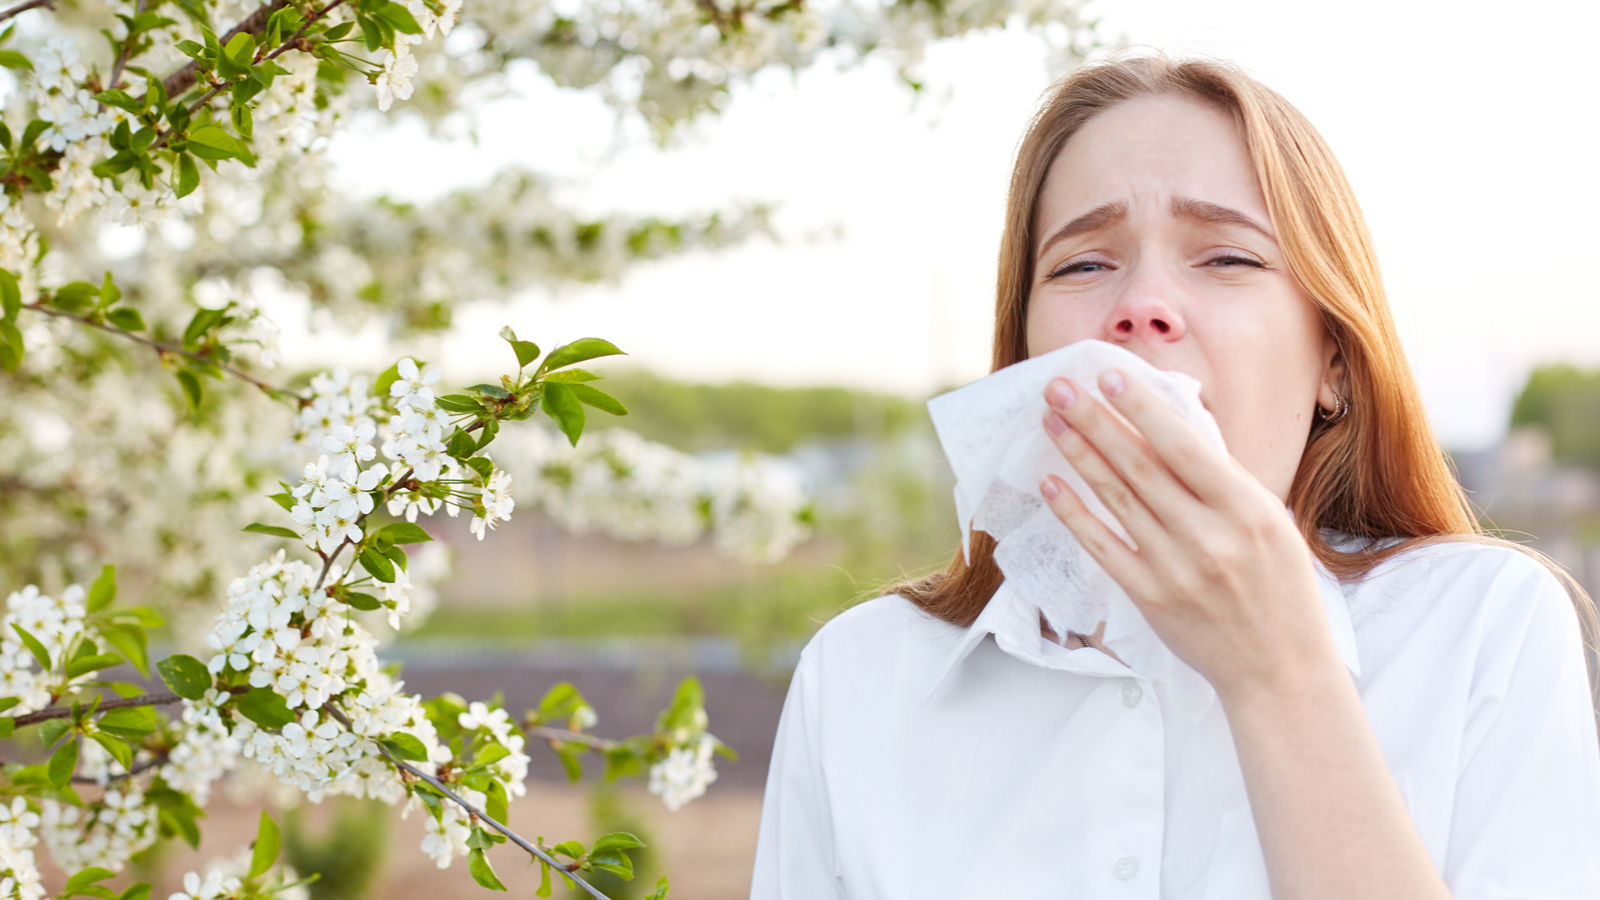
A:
919,535,1363,707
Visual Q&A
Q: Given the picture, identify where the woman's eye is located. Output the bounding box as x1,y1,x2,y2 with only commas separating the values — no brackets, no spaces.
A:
1045,261,1108,279
1206,254,1265,269
1043,254,1266,281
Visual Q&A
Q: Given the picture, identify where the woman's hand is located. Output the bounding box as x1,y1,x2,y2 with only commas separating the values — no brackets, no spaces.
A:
1036,368,1339,702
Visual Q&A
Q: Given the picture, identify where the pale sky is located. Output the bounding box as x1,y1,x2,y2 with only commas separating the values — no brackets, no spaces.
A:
324,0,1600,452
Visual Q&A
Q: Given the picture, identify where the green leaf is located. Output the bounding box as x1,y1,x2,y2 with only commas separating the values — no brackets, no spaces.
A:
0,320,22,372
230,101,253,140
373,522,432,545
223,32,255,67
39,718,70,749
12,623,51,671
644,876,670,899
93,89,143,113
99,624,150,678
373,361,402,397
185,125,248,161
446,427,476,460
249,811,279,878
467,848,507,891
343,592,381,611
375,1,424,34
541,369,600,384
97,705,159,740
20,119,46,150
379,732,428,762
358,548,395,583
541,383,585,447
591,832,646,856
569,383,627,416
90,731,133,771
467,383,511,400
485,779,509,825
0,697,19,714
435,393,480,413
552,840,585,859
65,653,124,679
539,337,624,374
181,306,225,347
97,273,120,308
106,307,145,331
118,884,152,900
64,867,117,894
0,268,19,322
155,654,211,700
242,522,299,539
175,152,200,198
88,565,117,613
232,687,294,729
510,339,539,369
52,281,99,313
373,544,402,577
0,49,33,70
48,737,79,788
176,370,202,412
536,860,552,897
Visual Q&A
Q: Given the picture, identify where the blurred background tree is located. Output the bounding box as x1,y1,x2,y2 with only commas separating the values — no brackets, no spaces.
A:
1510,363,1600,471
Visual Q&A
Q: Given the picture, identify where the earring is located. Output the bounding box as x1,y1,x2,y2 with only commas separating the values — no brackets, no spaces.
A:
1317,388,1349,423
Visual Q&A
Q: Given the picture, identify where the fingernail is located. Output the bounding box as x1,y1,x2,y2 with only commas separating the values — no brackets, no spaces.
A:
1100,369,1125,397
1046,380,1076,409
1040,477,1060,500
1045,412,1067,436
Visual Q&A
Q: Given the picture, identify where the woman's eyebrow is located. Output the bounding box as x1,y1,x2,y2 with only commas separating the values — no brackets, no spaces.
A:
1035,195,1278,260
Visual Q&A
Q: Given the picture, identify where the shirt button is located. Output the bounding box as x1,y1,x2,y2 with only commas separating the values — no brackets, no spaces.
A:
1112,856,1139,880
1120,680,1143,708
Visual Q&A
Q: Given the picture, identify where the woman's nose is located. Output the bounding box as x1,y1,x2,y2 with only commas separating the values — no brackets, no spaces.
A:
1106,278,1186,344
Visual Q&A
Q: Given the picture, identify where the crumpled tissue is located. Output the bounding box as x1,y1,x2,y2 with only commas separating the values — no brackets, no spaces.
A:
926,338,1229,719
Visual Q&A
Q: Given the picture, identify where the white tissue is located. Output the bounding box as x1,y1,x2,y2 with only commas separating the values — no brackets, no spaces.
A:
926,339,1230,717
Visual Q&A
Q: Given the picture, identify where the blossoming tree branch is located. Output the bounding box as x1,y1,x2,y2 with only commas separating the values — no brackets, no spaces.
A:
0,0,1104,896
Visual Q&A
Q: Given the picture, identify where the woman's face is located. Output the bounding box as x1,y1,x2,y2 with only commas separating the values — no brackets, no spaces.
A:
1024,92,1344,503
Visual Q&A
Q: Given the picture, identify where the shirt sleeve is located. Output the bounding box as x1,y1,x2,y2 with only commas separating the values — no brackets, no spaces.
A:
1443,555,1600,896
749,644,848,899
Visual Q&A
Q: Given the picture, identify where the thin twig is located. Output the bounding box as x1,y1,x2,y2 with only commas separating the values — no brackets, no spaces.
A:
0,0,51,25
525,726,618,752
21,301,301,403
323,705,612,900
13,691,181,728
106,0,146,93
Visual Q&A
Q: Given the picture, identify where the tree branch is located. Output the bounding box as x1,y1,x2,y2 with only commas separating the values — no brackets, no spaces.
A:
0,0,51,25
525,726,618,753
20,301,302,403
162,0,293,99
323,705,613,900
12,690,181,728
106,0,146,92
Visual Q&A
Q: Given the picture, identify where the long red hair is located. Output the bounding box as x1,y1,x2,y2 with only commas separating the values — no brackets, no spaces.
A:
877,50,1599,711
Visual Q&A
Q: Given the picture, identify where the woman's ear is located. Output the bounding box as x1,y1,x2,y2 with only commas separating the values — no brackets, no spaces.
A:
1318,335,1348,410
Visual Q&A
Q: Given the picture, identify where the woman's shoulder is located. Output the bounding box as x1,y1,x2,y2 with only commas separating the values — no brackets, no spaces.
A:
792,591,964,677
1329,528,1573,627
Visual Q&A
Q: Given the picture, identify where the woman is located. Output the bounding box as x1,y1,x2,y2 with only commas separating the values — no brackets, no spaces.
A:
749,51,1600,899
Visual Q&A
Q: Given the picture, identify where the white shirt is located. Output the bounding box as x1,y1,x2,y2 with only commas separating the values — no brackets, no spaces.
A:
749,530,1600,898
